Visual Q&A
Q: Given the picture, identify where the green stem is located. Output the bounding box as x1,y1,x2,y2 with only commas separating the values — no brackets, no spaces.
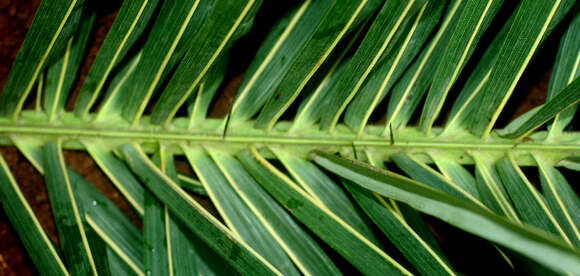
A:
1,111,579,165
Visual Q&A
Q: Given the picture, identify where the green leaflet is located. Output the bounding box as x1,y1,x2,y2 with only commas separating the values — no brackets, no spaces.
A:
495,154,572,245
160,150,234,276
499,77,580,138
85,209,144,276
343,181,456,276
10,136,47,173
312,151,580,275
431,155,479,198
84,141,145,215
255,1,386,130
472,154,519,221
291,22,367,131
344,0,445,136
320,0,427,132
9,136,144,275
349,151,455,275
208,149,341,275
535,156,580,246
44,11,94,121
494,155,579,275
143,190,170,275
121,0,215,125
253,5,375,129
74,0,160,118
35,72,44,113
444,23,509,133
150,0,263,126
419,0,503,134
239,148,412,276
70,168,145,276
86,145,228,275
445,0,575,133
384,0,466,132
144,152,173,276
229,0,337,125
85,227,112,276
0,0,86,119
42,141,98,275
271,148,380,245
0,154,69,276
468,0,563,136
430,156,520,270
106,249,137,276
495,105,543,138
250,0,383,130
183,147,300,276
119,143,279,275
146,148,225,276
547,4,580,137
558,156,580,172
94,51,142,120
400,202,449,253
392,153,484,207
363,151,445,254
187,54,228,128
157,150,192,276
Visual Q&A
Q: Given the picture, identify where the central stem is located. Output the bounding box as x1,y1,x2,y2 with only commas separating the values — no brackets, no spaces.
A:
1,111,579,166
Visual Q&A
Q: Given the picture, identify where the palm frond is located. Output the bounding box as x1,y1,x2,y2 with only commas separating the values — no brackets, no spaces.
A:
1,0,580,274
